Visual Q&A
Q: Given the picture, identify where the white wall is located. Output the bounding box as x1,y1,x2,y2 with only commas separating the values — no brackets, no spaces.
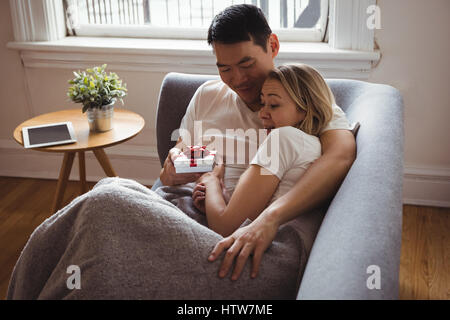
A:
368,0,450,206
0,0,449,206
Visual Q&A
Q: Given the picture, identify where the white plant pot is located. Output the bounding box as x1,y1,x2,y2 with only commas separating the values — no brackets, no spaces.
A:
86,103,114,132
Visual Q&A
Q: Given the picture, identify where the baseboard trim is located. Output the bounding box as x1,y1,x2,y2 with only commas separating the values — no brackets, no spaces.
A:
0,139,161,187
403,166,450,208
402,198,450,209
5,171,158,188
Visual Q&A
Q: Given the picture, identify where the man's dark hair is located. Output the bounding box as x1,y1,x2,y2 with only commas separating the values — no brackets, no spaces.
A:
207,4,272,52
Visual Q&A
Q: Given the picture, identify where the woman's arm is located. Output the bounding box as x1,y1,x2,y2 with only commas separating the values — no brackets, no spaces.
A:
200,165,280,237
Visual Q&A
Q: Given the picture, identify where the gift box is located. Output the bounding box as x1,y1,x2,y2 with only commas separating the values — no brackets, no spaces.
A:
174,146,217,173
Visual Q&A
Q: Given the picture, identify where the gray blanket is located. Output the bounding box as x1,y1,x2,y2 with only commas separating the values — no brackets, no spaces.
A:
7,177,325,299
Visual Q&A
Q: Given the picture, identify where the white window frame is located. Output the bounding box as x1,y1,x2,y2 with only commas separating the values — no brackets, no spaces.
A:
8,0,379,79
328,0,376,51
73,0,329,43
9,0,66,41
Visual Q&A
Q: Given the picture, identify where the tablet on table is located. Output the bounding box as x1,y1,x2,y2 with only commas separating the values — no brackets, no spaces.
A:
22,122,77,148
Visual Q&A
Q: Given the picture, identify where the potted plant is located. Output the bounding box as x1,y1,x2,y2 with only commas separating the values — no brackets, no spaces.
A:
67,64,127,132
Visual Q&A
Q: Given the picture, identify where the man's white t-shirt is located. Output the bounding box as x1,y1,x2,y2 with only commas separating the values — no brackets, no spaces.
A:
250,126,321,204
179,79,350,194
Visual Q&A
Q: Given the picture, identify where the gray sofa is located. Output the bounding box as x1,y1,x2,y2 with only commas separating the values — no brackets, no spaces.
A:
151,72,404,300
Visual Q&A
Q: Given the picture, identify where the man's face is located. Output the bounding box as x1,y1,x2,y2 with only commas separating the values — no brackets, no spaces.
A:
213,36,278,109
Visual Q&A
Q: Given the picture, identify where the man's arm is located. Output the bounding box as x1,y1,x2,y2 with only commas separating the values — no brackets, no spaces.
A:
159,136,202,186
263,129,356,225
209,129,356,279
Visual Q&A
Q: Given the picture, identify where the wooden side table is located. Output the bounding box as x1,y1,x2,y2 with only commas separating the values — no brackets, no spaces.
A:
13,108,145,213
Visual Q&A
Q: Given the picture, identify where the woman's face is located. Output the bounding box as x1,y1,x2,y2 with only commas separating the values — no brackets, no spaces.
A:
259,78,306,130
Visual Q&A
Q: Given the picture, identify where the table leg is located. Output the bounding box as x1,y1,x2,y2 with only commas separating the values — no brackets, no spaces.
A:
93,148,117,177
78,151,87,194
52,152,75,213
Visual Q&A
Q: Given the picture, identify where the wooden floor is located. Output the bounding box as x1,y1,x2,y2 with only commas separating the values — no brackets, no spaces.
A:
0,176,448,300
399,204,449,300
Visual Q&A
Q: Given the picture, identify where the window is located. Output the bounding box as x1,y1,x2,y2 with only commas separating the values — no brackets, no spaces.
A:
9,0,379,80
66,0,329,41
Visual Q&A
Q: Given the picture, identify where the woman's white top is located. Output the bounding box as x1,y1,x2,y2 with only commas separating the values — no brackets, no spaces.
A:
250,126,322,204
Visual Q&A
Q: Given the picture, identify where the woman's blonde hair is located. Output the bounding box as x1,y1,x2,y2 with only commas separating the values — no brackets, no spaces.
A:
267,64,334,136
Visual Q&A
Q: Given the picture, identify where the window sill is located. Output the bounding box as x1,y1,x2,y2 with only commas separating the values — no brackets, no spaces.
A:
7,36,380,79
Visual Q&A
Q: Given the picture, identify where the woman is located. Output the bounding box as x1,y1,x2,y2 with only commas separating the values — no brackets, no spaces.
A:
192,64,336,277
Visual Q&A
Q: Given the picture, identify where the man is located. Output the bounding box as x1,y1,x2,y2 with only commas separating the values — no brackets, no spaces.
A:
159,4,356,280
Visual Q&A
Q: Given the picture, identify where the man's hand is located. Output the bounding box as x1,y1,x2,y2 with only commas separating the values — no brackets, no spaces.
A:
160,148,202,186
208,213,279,280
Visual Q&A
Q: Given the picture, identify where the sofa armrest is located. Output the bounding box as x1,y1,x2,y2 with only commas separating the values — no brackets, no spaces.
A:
297,83,404,299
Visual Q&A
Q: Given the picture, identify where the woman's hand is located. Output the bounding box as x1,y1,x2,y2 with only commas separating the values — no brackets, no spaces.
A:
196,163,225,185
207,213,279,280
192,182,206,214
192,164,227,213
